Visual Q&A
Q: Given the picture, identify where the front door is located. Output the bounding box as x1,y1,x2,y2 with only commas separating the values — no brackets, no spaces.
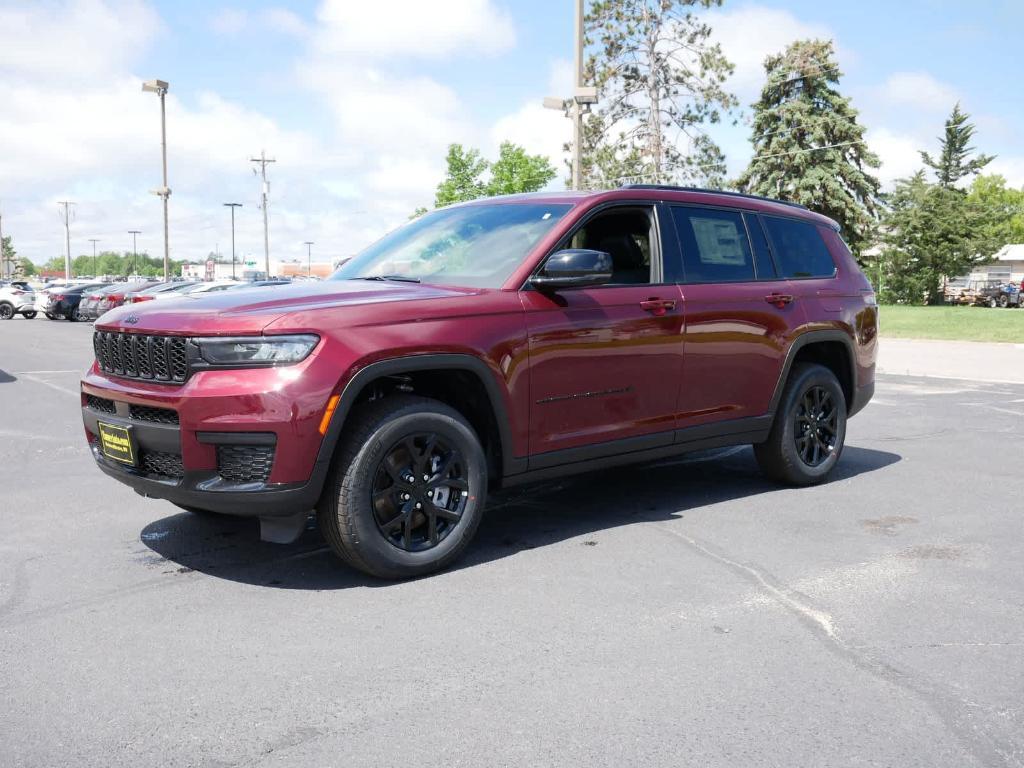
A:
521,205,685,462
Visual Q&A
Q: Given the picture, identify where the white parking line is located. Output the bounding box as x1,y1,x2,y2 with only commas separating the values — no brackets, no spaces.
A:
11,370,80,375
19,374,80,397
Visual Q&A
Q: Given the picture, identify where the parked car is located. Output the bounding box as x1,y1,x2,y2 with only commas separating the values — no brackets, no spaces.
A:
82,186,878,579
229,279,292,289
989,282,1022,308
79,284,122,321
953,278,1003,306
125,281,199,304
92,281,162,319
179,280,245,295
0,281,37,319
45,283,109,321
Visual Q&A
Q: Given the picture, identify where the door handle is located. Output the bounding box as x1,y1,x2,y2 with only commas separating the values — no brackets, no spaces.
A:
640,299,676,316
765,293,795,308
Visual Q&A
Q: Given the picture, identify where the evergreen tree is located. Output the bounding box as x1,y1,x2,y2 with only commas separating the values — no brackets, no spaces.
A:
920,104,995,188
580,0,736,188
737,39,880,256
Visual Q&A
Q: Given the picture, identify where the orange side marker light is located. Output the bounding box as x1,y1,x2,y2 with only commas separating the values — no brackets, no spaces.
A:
319,394,340,435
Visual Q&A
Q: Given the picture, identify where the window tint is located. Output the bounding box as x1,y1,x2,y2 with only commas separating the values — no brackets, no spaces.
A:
761,216,836,278
567,207,653,284
744,213,777,279
671,207,755,283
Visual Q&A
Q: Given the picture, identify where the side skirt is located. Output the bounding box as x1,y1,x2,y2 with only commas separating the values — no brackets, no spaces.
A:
502,415,772,488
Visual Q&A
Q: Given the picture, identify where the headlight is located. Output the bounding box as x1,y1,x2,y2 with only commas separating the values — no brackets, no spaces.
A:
192,335,319,367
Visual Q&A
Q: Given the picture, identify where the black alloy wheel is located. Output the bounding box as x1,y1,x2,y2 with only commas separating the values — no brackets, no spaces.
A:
371,432,469,551
794,385,839,467
22,311,36,319
0,303,14,320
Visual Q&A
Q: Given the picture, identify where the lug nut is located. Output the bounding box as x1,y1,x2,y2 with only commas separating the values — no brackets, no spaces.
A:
423,474,429,481
427,490,434,498
415,502,422,509
401,493,410,500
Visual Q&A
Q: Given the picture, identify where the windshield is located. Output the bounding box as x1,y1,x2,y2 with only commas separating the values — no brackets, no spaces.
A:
331,203,572,289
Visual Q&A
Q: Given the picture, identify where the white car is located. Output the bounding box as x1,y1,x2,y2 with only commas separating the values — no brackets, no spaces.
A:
0,281,38,319
179,280,246,295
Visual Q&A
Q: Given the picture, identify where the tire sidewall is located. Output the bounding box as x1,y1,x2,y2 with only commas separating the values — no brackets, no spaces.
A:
777,365,847,481
0,303,13,320
339,407,487,576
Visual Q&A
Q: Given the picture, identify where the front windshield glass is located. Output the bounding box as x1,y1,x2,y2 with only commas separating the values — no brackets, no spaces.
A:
331,203,572,289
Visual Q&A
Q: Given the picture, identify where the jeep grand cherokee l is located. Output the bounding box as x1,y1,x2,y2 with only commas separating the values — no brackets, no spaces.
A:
81,186,877,579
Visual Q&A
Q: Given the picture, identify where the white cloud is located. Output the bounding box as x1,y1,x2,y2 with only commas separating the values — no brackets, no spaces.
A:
313,0,516,59
210,7,307,38
865,128,924,186
704,6,836,104
878,72,959,112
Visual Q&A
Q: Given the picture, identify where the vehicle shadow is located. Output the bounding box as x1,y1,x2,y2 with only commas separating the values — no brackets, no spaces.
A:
140,445,901,590
0,369,16,383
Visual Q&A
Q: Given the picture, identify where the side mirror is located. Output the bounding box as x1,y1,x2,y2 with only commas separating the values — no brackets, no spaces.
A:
530,249,613,290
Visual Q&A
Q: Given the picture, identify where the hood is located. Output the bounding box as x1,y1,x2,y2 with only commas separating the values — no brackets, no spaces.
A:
94,279,481,335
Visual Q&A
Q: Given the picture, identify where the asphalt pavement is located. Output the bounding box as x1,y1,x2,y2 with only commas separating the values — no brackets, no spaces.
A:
1,318,1023,768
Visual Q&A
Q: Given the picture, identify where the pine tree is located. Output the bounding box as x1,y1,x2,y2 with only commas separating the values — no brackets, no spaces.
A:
737,39,880,256
580,0,736,188
920,103,995,188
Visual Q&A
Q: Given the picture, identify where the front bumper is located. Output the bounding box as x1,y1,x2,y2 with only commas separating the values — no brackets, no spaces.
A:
81,349,344,517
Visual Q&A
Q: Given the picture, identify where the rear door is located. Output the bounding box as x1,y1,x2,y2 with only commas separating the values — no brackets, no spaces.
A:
760,214,843,316
669,205,801,428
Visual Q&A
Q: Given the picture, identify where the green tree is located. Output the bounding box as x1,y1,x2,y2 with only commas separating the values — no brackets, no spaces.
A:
580,0,736,187
875,171,998,304
2,235,16,277
429,142,558,209
920,104,995,188
737,39,880,256
966,174,1024,245
19,257,37,277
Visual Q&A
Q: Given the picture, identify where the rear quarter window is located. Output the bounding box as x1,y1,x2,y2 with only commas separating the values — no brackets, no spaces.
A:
761,216,836,279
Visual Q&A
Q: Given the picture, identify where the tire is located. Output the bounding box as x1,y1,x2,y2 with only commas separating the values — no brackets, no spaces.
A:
66,306,80,322
45,312,56,320
999,295,1009,308
316,395,488,579
21,311,36,319
989,297,998,308
0,303,14,320
754,363,847,486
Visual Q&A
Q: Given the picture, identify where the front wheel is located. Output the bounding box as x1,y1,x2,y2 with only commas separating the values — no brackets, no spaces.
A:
317,395,487,579
755,363,847,486
0,303,14,320
22,311,37,320
999,295,1010,308
989,297,998,308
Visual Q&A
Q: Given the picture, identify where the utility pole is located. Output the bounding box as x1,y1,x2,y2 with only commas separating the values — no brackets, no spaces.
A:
542,0,596,190
0,207,6,279
250,150,276,279
89,238,101,278
142,80,171,281
304,241,314,278
58,201,75,280
129,230,140,276
224,203,242,280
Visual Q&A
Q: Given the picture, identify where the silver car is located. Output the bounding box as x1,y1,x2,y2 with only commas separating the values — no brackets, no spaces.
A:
0,281,37,319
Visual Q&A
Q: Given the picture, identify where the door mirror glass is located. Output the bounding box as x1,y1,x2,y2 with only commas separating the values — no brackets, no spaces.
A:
531,249,613,290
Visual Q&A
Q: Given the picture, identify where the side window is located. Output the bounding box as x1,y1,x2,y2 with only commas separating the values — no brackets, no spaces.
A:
761,216,837,279
567,207,654,285
744,213,777,279
671,207,755,283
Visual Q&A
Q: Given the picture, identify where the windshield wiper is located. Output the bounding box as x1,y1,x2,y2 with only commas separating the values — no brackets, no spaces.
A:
352,274,421,283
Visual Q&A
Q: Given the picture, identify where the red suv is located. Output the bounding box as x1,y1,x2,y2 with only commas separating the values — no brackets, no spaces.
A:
81,186,877,578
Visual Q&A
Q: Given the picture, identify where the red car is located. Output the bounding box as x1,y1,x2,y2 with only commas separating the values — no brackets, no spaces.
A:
82,186,878,578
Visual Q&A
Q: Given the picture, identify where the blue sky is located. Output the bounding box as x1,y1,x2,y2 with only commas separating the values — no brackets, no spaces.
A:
1,0,1021,266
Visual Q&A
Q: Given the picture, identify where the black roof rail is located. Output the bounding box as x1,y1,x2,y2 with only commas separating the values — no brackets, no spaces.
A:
620,184,808,211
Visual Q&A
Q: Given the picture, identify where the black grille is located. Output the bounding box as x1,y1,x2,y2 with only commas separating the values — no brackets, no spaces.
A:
94,332,188,383
217,445,275,484
129,404,179,425
86,394,116,414
141,451,184,480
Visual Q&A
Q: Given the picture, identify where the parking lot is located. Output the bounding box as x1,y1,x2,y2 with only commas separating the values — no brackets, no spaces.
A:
2,318,1023,768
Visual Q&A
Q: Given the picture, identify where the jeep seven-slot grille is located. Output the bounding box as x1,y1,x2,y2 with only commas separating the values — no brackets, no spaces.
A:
217,445,275,484
94,331,188,383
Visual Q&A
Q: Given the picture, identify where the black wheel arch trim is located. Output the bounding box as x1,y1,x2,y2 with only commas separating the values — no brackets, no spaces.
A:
314,354,524,496
769,329,860,416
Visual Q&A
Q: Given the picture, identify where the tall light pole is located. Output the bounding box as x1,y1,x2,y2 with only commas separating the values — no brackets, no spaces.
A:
304,241,314,278
128,230,140,276
250,150,276,279
542,0,596,190
58,201,75,280
224,203,242,280
89,238,100,277
142,79,171,281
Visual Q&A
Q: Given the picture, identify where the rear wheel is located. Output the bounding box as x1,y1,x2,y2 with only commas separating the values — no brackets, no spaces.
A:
999,295,1010,308
66,306,80,322
45,312,56,320
0,303,14,320
317,395,487,579
989,297,998,308
755,363,847,486
21,311,36,319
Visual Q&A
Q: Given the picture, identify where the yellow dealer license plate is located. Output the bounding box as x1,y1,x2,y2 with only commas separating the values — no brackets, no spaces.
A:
97,421,136,465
